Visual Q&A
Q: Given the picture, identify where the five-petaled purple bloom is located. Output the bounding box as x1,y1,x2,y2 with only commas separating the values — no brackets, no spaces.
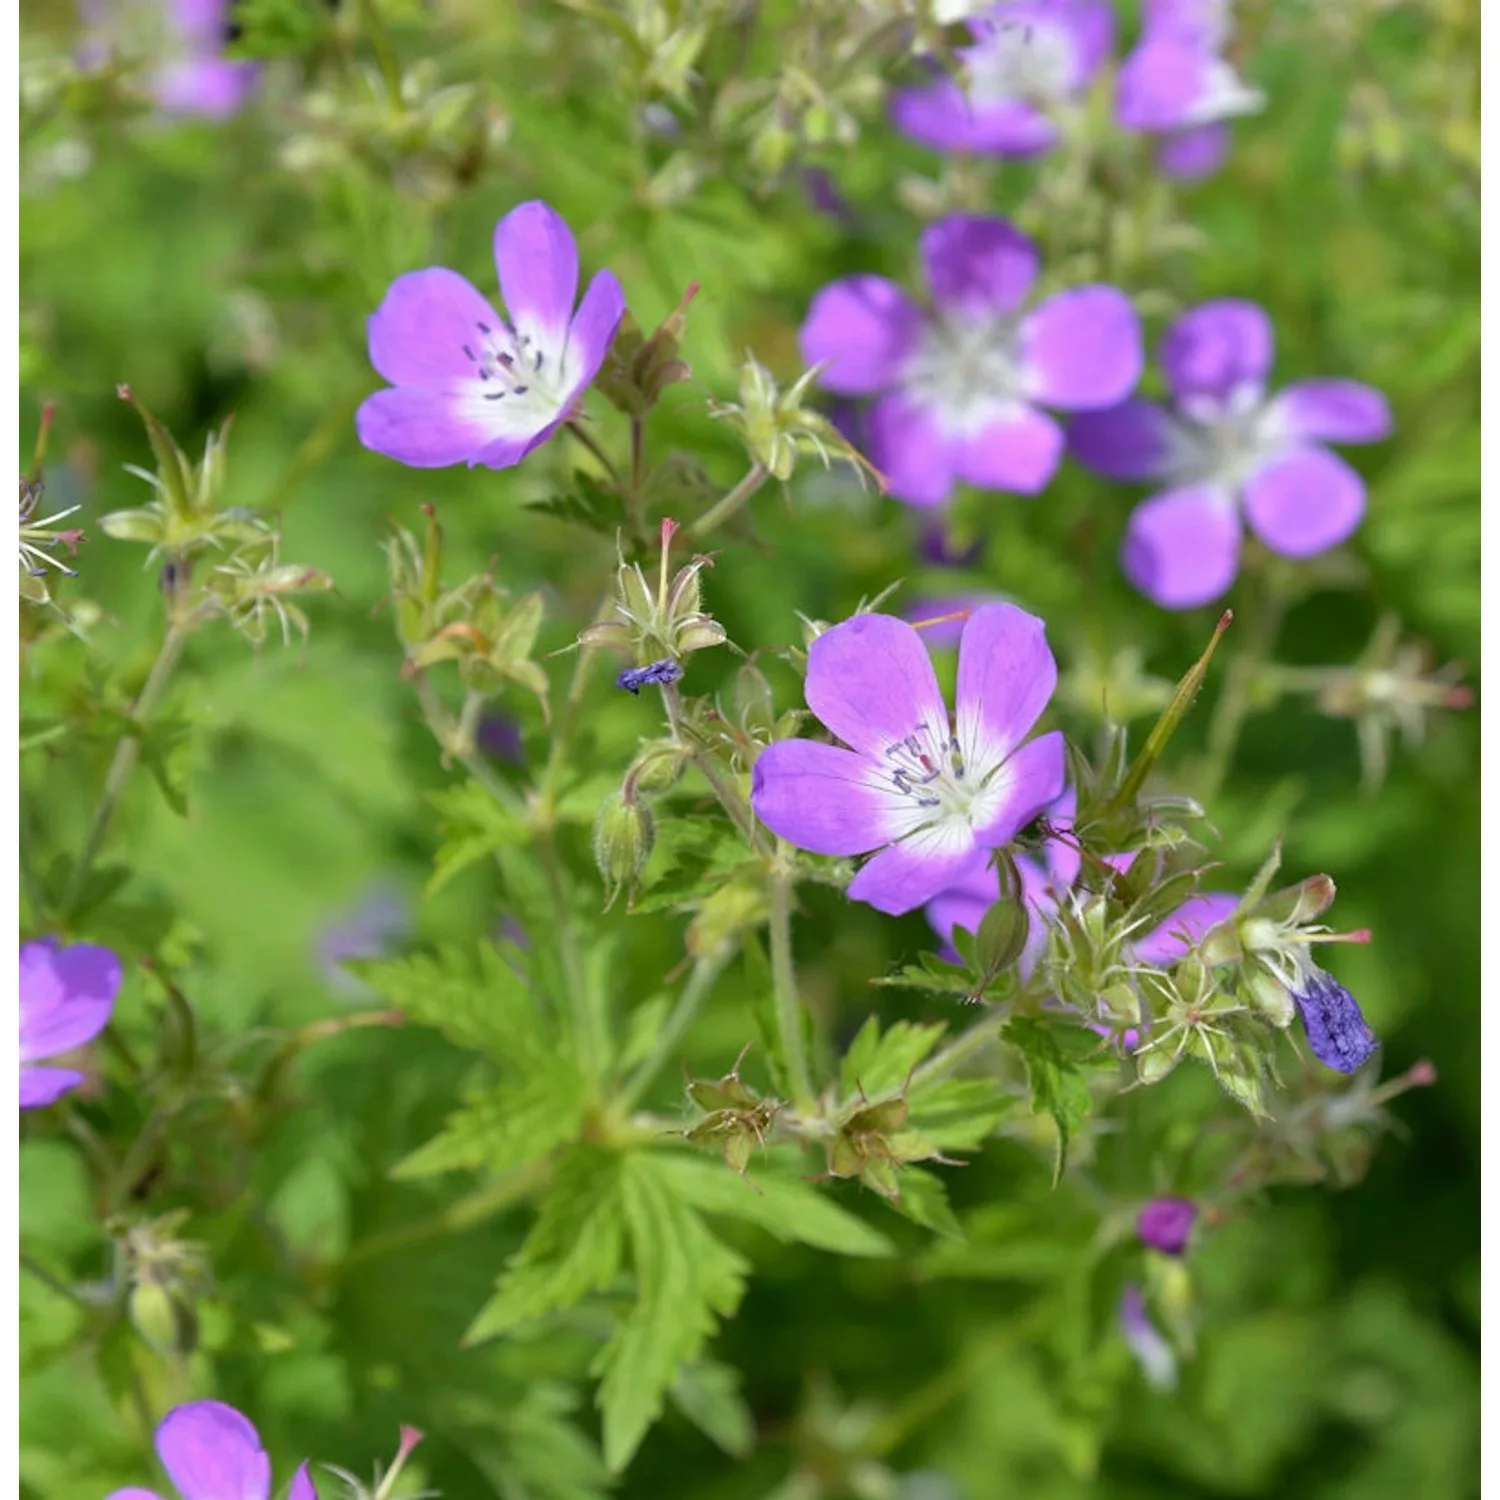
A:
79,0,260,118
1115,0,1265,181
357,201,626,471
1137,1196,1197,1256
801,215,1141,507
1293,969,1379,1074
891,1,1115,158
750,604,1064,916
105,1399,315,1500
1068,299,1392,609
19,939,121,1110
617,659,684,695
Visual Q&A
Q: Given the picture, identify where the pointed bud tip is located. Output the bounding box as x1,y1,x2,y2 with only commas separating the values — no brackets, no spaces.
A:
397,1424,425,1456
1407,1058,1438,1087
116,383,133,402
1216,610,1234,632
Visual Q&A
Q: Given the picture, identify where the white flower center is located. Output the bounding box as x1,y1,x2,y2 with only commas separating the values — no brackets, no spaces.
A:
877,717,1015,846
966,18,1077,105
458,318,579,436
1162,379,1289,492
900,315,1025,436
1178,58,1266,127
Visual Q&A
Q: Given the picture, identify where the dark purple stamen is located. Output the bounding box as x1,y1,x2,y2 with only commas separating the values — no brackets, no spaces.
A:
617,659,684,695
1292,970,1379,1074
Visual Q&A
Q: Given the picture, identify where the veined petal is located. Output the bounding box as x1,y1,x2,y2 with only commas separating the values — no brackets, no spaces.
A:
1121,485,1241,609
970,731,1067,850
920,215,1038,318
156,1401,272,1500
891,83,1057,156
356,387,502,469
562,269,627,395
1133,892,1239,965
866,393,958,507
493,200,579,348
19,1066,85,1110
750,740,898,857
1067,399,1176,481
1268,379,1392,445
805,614,949,761
1160,299,1274,400
1242,447,1366,559
367,269,504,386
1020,286,1143,410
953,404,1064,494
799,276,923,396
955,603,1057,776
848,821,978,916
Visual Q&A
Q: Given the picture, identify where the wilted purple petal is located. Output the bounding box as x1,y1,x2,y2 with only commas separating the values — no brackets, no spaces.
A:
865,392,958,507
750,741,896,857
1269,379,1393,445
800,277,924,397
1121,484,1242,609
1241,446,1366,559
1067,399,1176,481
156,1401,273,1500
1136,1197,1197,1256
1159,299,1274,401
1293,970,1378,1073
920,215,1038,318
1019,286,1143,410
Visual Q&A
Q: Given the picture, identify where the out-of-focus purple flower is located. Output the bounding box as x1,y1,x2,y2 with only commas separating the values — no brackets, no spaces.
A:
104,1399,316,1500
1069,299,1392,609
1137,1196,1197,1255
892,1,1115,157
1115,0,1264,182
802,167,856,228
750,605,1064,916
1118,1284,1177,1390
316,885,412,995
356,201,626,471
903,592,1006,652
925,786,1079,975
800,214,1142,507
79,0,260,119
19,939,120,1110
1292,969,1378,1074
476,711,525,763
617,659,684,695
917,518,984,569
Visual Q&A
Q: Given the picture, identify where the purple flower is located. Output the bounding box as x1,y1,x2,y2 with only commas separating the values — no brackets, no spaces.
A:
1292,969,1378,1074
19,940,120,1110
903,593,1007,652
477,711,526,764
316,885,412,995
105,1399,315,1500
1137,1196,1197,1255
1115,0,1263,181
617,659,684,694
79,0,260,118
891,1,1115,157
800,215,1142,507
1069,299,1392,609
1118,1284,1177,1390
750,605,1065,917
356,201,626,471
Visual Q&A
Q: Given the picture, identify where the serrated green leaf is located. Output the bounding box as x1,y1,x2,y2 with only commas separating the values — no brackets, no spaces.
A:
840,1016,946,1100
1006,1018,1093,1185
670,1360,755,1459
886,1166,964,1239
596,1152,749,1472
908,1076,1017,1152
426,779,531,898
653,1152,894,1258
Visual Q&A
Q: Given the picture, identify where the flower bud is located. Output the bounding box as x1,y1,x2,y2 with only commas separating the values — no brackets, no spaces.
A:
127,1279,198,1357
592,792,655,910
1243,967,1295,1028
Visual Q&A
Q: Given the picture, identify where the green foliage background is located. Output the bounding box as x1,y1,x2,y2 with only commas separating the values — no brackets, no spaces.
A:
20,1,1477,1497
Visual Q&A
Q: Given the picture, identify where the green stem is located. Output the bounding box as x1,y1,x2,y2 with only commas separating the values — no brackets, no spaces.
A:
355,0,404,103
660,682,760,845
21,1252,87,1307
912,1008,1009,1089
1199,571,1288,803
618,957,726,1110
564,419,624,488
768,865,816,1113
688,462,769,539
61,622,191,922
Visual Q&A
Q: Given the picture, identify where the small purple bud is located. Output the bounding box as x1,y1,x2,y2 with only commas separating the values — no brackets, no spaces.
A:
1293,970,1379,1074
1137,1197,1197,1257
476,712,525,763
617,659,684,695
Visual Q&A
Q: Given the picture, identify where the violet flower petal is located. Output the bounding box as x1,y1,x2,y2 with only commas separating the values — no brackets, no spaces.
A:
955,602,1058,771
367,269,505,387
846,824,979,916
1241,446,1366,559
355,386,501,470
20,1066,87,1110
155,58,259,118
953,404,1065,494
890,84,1058,157
919,215,1039,318
493,200,580,348
19,942,120,1062
1019,285,1143,410
1269,379,1393,445
1121,484,1242,609
1157,122,1230,179
155,1401,273,1500
1160,299,1275,401
1067,399,1176,482
288,1463,319,1500
1137,1196,1197,1255
865,392,958,507
805,614,949,760
562,269,628,390
969,731,1067,849
1116,36,1221,132
1293,970,1379,1074
750,741,896,857
1132,892,1239,965
799,276,924,396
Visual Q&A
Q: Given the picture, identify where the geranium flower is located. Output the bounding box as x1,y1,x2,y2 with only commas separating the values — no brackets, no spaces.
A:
891,0,1115,157
19,939,121,1110
1068,299,1392,608
1115,0,1264,181
800,214,1141,507
750,604,1065,916
356,201,626,470
106,1399,314,1500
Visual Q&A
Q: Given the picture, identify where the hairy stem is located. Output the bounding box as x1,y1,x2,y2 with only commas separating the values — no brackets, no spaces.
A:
912,1007,1010,1089
769,864,816,1113
689,462,769,539
564,419,624,488
660,682,760,845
